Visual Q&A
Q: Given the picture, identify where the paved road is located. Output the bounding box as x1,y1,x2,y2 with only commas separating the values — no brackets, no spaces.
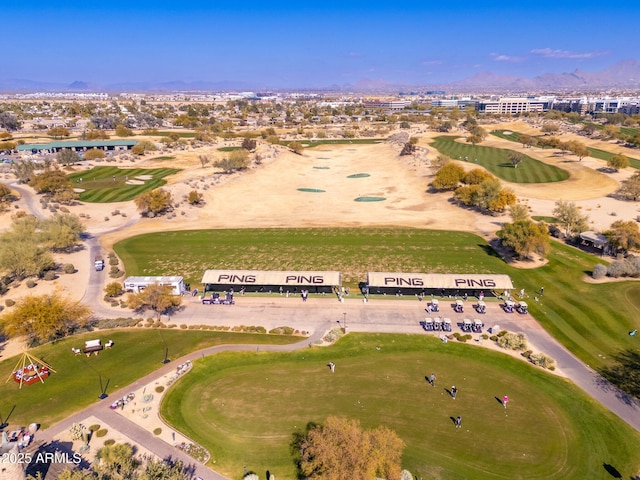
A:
14,183,640,477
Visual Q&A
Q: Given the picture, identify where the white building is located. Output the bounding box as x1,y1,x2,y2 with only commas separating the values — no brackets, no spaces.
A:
124,276,184,295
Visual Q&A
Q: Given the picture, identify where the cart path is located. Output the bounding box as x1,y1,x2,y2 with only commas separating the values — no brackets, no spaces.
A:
36,325,331,480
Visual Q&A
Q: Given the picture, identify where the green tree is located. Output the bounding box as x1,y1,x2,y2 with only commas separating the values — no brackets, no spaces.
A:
0,238,53,280
289,141,304,154
508,151,526,168
430,154,450,170
47,126,70,138
104,282,124,297
607,154,630,171
519,134,536,148
134,188,173,216
466,134,483,146
509,203,530,223
214,149,249,173
498,220,551,260
0,182,13,208
187,189,203,205
12,159,38,183
298,416,404,480
83,148,106,160
0,140,17,151
566,140,589,161
553,200,589,237
0,288,92,343
616,171,640,201
241,137,257,151
84,129,110,140
432,162,465,190
40,213,85,251
57,148,81,166
463,168,493,185
604,220,640,253
115,124,134,137
126,283,182,319
29,167,75,198
96,443,139,478
541,123,559,135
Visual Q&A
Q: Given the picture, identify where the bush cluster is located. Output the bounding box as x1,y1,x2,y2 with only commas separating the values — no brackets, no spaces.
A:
496,332,528,351
606,255,640,278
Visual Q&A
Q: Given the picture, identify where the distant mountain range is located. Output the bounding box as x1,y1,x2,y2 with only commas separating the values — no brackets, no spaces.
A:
1,59,639,94
450,59,640,92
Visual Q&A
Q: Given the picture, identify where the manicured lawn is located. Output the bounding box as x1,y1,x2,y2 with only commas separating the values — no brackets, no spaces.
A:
114,228,640,372
431,136,569,183
0,330,299,428
491,130,640,169
161,333,640,480
68,166,180,202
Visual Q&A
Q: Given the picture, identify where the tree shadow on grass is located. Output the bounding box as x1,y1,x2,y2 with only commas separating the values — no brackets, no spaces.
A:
597,349,640,405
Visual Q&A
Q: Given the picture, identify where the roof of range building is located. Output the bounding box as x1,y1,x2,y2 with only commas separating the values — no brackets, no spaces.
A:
202,270,341,286
366,272,514,290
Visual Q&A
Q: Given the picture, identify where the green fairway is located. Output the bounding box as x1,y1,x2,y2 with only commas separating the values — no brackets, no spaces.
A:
68,166,180,202
0,330,299,428
491,130,640,169
431,136,569,183
114,228,640,373
161,333,640,480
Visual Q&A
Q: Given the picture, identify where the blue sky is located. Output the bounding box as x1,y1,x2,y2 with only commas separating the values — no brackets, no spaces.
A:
4,1,638,88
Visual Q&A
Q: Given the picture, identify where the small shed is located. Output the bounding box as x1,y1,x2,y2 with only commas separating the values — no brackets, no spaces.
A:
124,276,184,295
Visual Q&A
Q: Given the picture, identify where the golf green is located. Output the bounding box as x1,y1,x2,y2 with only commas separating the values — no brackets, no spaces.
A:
161,333,640,480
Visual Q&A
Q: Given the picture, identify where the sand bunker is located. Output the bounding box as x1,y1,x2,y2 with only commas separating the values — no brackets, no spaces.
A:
126,180,145,185
136,175,153,180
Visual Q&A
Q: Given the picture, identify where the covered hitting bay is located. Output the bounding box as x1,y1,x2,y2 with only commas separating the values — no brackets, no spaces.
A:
201,270,341,294
365,272,514,296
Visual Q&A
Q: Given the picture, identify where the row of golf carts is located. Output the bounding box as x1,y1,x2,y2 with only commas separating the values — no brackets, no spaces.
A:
503,299,528,314
427,297,529,316
422,317,485,333
422,317,452,332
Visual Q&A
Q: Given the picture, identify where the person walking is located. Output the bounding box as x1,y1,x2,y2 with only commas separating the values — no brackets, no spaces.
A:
328,362,335,373
503,395,509,409
540,286,544,296
451,386,457,399
455,416,462,429
430,373,436,387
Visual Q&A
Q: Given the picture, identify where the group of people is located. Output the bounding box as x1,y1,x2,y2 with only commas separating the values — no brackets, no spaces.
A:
428,373,510,428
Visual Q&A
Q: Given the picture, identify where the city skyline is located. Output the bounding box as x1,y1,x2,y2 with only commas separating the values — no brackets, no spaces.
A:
5,0,639,89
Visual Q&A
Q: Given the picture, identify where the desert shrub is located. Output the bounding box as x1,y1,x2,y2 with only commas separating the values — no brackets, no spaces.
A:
98,317,141,328
88,424,101,432
521,350,533,359
63,263,75,274
95,429,108,437
592,264,608,279
269,326,295,335
26,280,36,288
153,427,162,435
607,258,631,278
155,386,165,393
109,257,119,266
323,328,344,343
5,299,15,307
496,332,528,351
43,270,56,281
180,324,188,329
529,352,556,369
103,439,115,446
